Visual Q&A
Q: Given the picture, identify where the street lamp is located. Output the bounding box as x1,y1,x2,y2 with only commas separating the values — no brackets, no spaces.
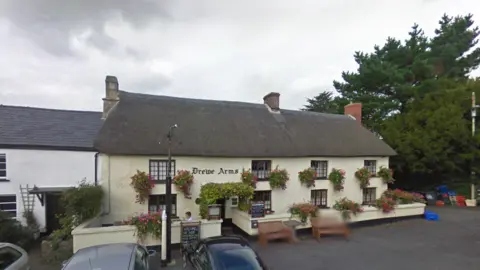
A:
471,93,479,201
165,124,177,265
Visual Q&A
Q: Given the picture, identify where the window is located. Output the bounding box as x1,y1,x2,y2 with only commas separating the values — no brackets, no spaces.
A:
364,160,377,175
362,188,376,205
0,247,22,269
149,160,175,182
148,194,177,216
0,195,16,217
0,154,6,179
311,161,328,179
252,191,271,211
311,189,328,208
251,160,271,180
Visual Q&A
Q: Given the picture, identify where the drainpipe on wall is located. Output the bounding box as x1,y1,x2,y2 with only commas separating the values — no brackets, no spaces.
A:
99,154,112,216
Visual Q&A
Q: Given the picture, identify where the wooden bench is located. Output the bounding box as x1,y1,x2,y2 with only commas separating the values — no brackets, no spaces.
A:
310,217,350,241
258,221,295,246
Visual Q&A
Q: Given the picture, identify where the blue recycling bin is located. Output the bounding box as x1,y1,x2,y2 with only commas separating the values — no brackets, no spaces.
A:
424,210,439,221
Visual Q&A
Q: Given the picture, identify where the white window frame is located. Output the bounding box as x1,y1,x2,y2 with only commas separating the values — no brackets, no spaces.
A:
0,195,17,218
0,154,6,180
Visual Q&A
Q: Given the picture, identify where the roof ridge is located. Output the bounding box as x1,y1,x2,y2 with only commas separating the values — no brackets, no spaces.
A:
119,90,266,107
0,104,101,114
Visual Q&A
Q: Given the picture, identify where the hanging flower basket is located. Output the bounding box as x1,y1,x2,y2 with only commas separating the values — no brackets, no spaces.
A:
240,169,258,188
173,170,194,199
333,197,363,220
269,166,289,190
130,170,155,204
328,168,345,191
298,168,316,188
377,166,395,184
355,167,372,189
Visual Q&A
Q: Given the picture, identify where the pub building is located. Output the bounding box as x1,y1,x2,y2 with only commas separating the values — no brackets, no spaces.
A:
92,75,424,240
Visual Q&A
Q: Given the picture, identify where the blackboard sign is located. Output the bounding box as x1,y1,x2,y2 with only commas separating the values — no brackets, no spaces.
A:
181,221,201,247
250,201,265,218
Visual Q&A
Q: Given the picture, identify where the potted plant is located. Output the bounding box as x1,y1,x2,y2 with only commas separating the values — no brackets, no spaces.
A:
289,202,318,224
374,196,397,213
240,169,258,188
298,168,316,188
269,166,289,190
333,197,363,220
377,166,395,184
130,170,155,204
124,212,162,241
328,168,346,191
355,167,372,189
173,170,194,198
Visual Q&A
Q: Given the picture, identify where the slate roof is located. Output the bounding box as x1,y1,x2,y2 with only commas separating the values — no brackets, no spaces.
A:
0,105,102,151
94,91,396,157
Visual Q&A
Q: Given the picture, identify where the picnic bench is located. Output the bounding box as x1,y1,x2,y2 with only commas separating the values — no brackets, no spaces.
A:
258,221,295,246
310,217,350,241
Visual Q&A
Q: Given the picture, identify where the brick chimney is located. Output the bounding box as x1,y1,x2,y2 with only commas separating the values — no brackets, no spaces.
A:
263,92,280,111
102,75,119,119
344,103,362,124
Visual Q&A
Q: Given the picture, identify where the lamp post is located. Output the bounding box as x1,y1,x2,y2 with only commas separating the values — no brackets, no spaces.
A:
165,124,177,264
471,93,479,201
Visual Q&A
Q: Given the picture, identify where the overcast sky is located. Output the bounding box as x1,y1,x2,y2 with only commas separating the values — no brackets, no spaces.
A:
0,0,479,112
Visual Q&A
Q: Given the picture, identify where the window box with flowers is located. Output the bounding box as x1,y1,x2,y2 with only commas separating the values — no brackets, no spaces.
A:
240,169,258,188
130,170,155,204
333,197,363,220
355,167,372,189
298,168,316,188
123,212,162,242
269,166,289,190
288,202,318,224
328,168,345,191
377,166,395,184
382,189,426,204
173,170,194,199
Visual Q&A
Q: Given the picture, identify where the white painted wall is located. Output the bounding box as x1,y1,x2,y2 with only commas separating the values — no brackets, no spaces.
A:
100,155,390,225
0,149,97,231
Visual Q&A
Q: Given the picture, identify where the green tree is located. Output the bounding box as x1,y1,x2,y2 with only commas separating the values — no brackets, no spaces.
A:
322,14,480,132
302,91,346,113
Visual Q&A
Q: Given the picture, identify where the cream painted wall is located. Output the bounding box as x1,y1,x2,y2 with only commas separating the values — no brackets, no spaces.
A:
100,154,389,224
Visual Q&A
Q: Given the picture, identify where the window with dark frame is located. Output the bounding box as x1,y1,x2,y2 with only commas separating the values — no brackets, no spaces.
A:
364,160,377,175
251,160,271,180
311,160,328,179
0,154,6,179
149,160,176,182
252,191,272,211
148,194,177,216
311,189,328,208
362,188,376,205
0,195,16,217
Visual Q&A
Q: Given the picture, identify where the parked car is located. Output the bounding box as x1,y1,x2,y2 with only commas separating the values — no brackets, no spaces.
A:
61,243,157,270
0,242,30,270
182,235,268,270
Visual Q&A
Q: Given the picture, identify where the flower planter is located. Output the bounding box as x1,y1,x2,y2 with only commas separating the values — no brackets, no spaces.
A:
465,199,477,207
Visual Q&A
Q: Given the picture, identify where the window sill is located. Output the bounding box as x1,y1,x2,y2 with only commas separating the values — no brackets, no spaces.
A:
0,178,9,182
152,180,167,184
256,179,269,181
314,178,328,181
317,206,330,209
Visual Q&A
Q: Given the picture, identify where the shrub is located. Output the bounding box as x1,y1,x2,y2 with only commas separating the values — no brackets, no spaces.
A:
374,197,397,213
269,167,289,190
333,197,363,220
0,211,34,251
289,202,318,223
124,212,162,241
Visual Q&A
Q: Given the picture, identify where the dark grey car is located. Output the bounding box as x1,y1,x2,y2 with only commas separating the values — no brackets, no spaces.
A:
61,243,156,270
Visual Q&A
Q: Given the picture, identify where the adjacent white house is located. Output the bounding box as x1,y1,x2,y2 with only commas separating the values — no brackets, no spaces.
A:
0,105,103,233
89,75,425,239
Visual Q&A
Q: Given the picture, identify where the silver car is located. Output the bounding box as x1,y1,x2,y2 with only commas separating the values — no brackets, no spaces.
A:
62,243,157,270
0,243,30,270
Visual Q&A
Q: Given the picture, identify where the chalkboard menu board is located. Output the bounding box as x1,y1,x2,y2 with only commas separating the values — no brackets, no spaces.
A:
250,201,265,218
181,221,201,247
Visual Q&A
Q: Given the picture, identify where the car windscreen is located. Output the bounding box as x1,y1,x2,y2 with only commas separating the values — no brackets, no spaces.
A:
211,246,264,270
